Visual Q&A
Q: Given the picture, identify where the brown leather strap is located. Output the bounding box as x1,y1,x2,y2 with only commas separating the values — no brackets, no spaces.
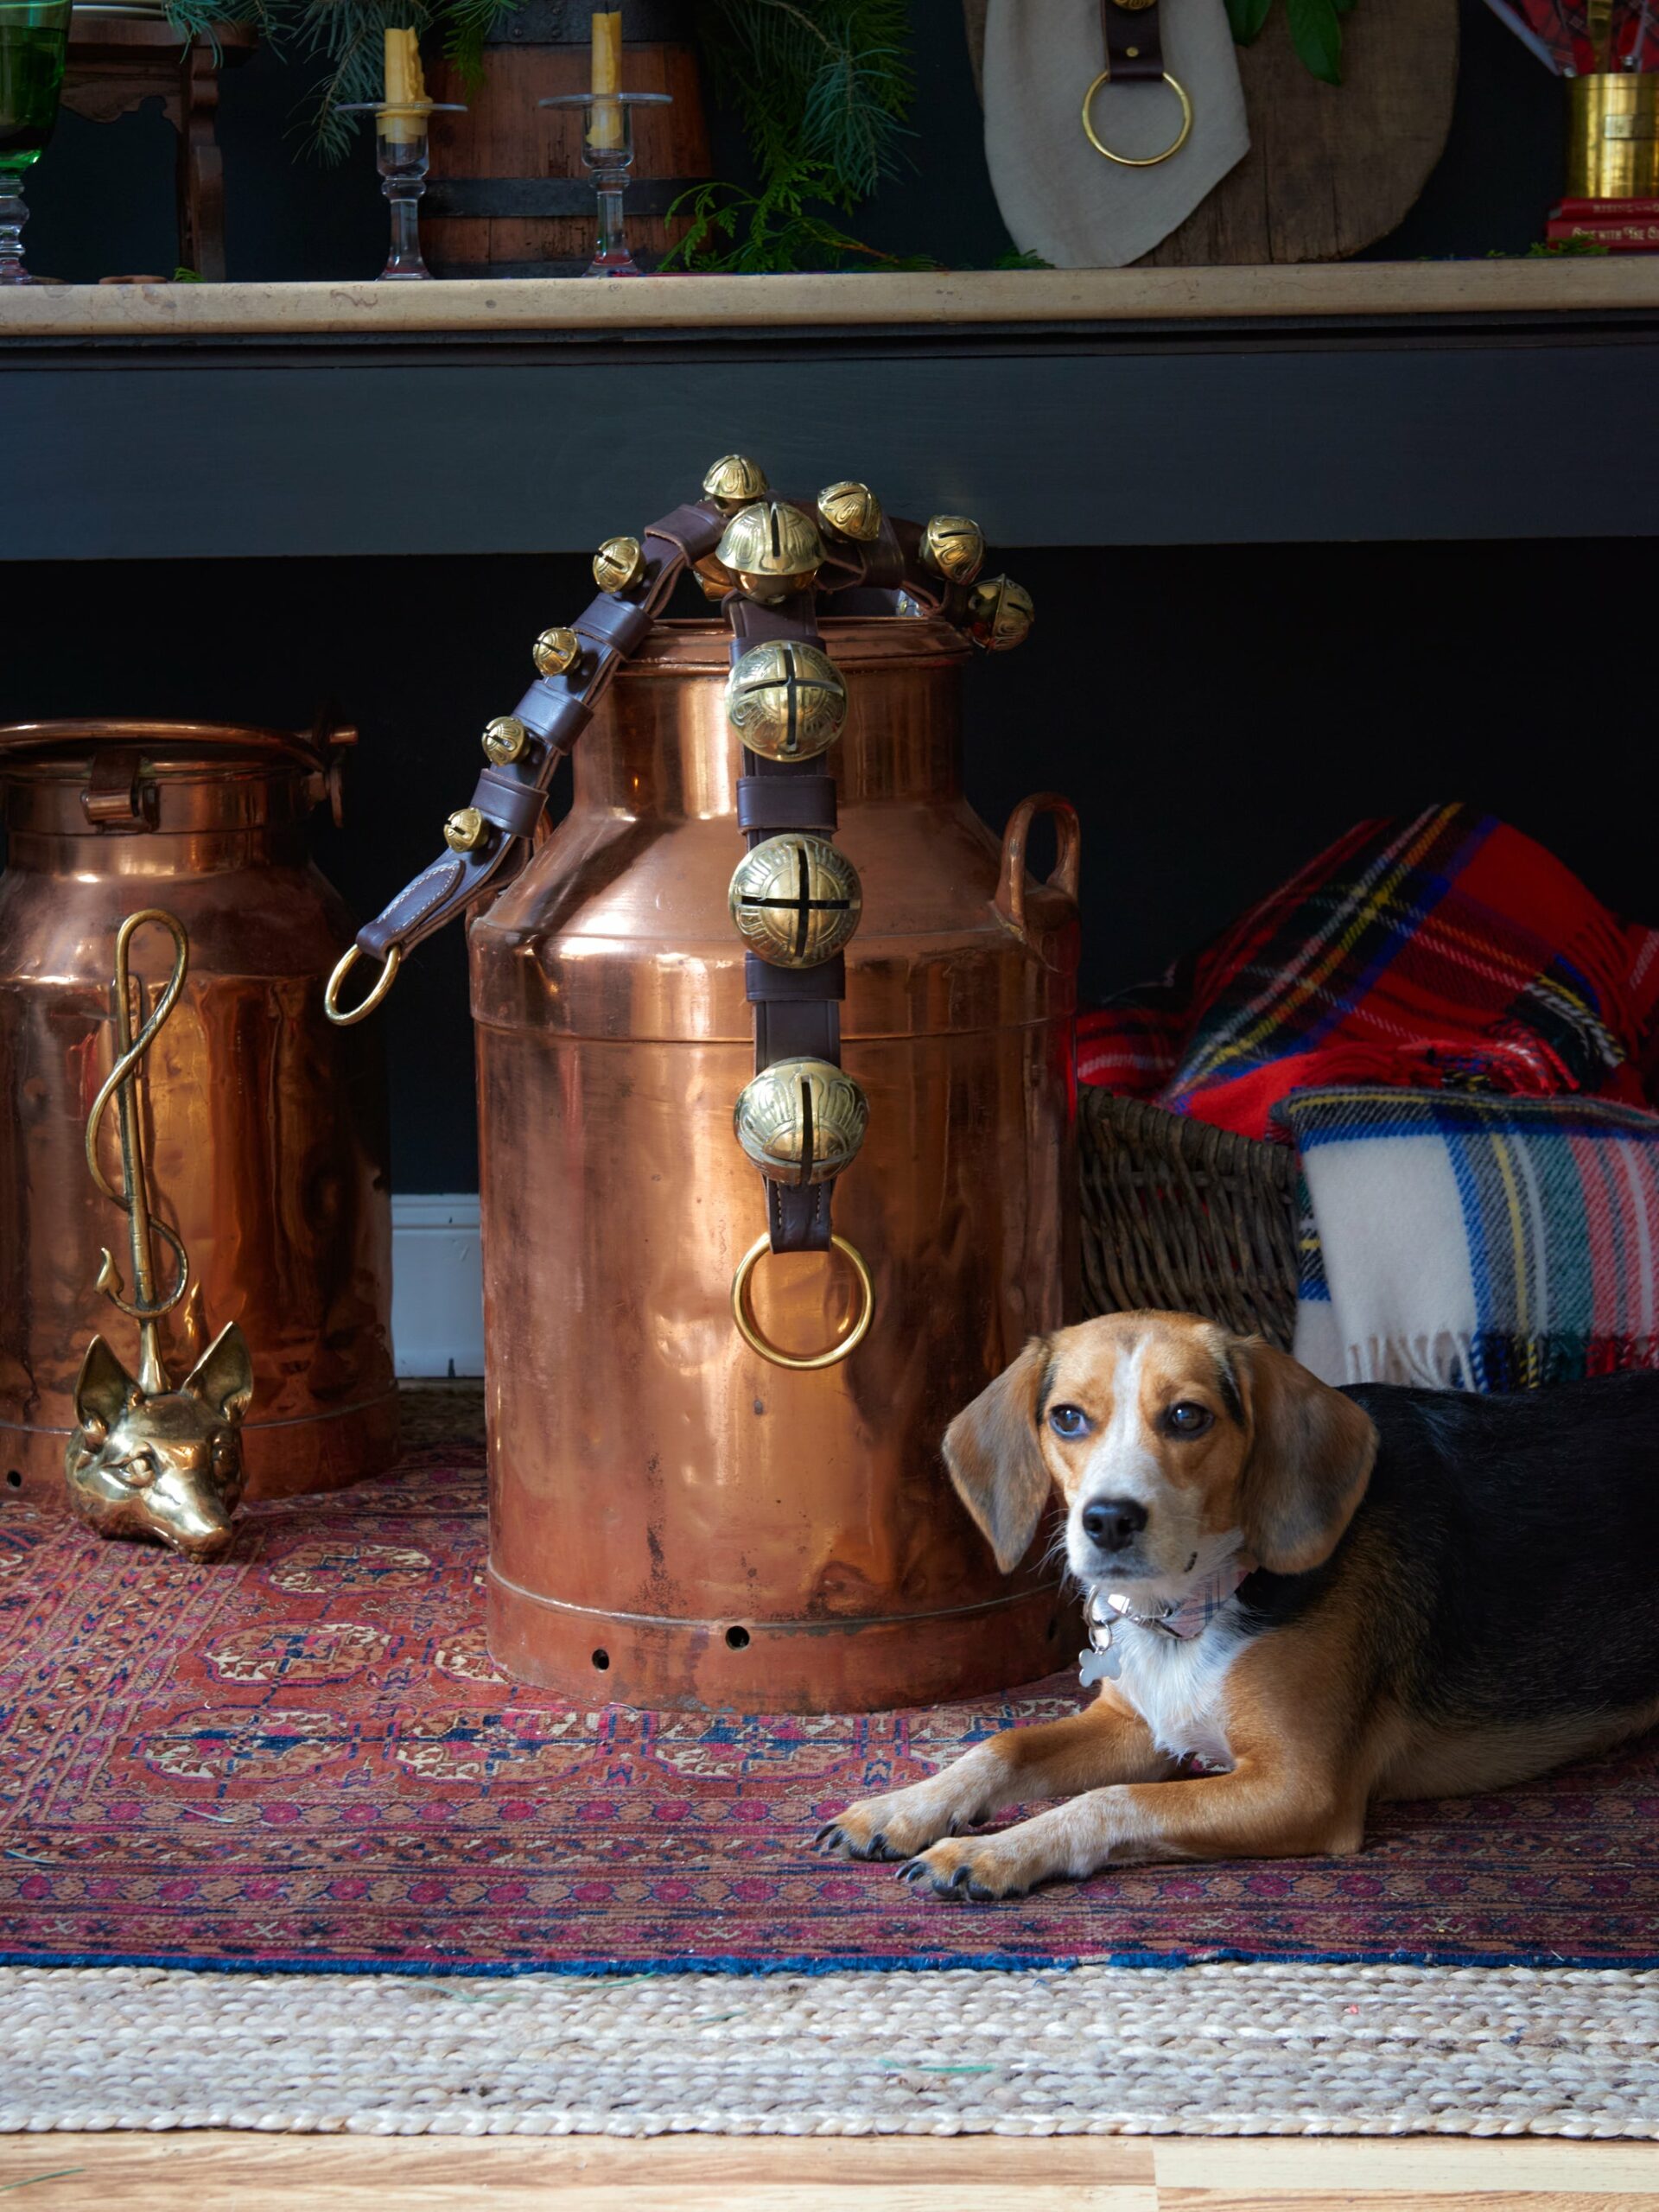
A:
1101,0,1163,79
353,489,985,973
727,584,847,1256
354,498,726,963
737,774,837,835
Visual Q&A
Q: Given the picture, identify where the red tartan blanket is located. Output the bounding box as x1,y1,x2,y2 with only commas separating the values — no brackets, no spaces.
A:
1077,805,1659,1143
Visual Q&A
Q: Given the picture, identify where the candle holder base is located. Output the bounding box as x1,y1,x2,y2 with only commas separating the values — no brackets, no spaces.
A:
541,90,672,280
339,101,467,283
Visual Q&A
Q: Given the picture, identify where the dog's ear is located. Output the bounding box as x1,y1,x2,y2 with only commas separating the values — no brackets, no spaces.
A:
1233,1338,1377,1575
942,1338,1052,1574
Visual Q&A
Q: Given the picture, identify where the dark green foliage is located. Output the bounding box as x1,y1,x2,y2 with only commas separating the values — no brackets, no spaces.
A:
1224,0,1357,84
162,0,517,159
664,0,916,274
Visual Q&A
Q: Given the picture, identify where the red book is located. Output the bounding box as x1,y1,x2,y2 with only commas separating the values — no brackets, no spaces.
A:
1552,197,1659,219
1546,215,1659,249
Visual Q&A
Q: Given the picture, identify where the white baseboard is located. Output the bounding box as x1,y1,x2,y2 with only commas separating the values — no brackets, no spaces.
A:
391,1193,484,1377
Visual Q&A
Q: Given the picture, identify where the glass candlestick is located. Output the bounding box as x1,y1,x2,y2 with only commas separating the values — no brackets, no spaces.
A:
539,89,671,278
338,99,466,281
0,0,71,286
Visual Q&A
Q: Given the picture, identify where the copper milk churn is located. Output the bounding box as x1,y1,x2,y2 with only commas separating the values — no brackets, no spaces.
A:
474,618,1080,1713
0,721,397,1501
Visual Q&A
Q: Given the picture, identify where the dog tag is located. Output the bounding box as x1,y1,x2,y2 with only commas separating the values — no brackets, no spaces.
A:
1078,1643,1121,1686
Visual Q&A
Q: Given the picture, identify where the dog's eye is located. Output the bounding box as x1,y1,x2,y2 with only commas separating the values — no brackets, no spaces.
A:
118,1452,158,1490
1047,1403,1091,1439
1165,1402,1214,1438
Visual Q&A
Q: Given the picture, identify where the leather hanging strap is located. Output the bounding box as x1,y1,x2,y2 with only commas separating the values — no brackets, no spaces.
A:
356,500,727,963
347,493,993,976
1101,0,1164,80
727,588,844,1255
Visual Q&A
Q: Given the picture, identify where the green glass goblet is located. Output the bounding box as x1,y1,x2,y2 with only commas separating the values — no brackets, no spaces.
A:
0,0,71,285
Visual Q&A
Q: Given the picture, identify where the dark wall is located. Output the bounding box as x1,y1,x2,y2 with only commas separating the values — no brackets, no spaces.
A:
24,0,1564,283
3,538,1652,1192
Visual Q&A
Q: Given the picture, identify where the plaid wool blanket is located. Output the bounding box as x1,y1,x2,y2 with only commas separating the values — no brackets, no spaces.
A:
1281,1087,1659,1391
1077,805,1659,1142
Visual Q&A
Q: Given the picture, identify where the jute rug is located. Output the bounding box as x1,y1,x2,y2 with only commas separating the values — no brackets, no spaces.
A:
4,1402,1659,1974
4,1961,1657,2136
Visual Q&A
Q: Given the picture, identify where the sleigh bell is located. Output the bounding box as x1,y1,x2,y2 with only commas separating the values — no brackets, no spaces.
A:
817,480,883,543
726,639,847,761
715,499,823,602
734,1058,869,1186
728,836,861,968
921,514,987,585
702,454,771,512
967,574,1034,652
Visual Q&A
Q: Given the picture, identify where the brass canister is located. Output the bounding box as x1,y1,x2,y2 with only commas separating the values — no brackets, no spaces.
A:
474,620,1080,1713
0,721,397,1502
1567,72,1659,201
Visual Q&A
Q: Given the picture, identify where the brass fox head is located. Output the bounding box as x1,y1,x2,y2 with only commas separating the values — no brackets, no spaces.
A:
64,1323,254,1561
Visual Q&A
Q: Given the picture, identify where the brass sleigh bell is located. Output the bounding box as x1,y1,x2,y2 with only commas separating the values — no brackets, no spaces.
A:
967,575,1035,653
817,480,884,543
726,639,848,761
728,835,862,968
531,627,581,679
593,535,647,594
920,514,986,585
715,499,823,603
702,454,771,512
734,1057,869,1185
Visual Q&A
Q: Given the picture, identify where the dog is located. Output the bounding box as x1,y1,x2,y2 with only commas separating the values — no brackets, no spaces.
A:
816,1311,1659,1900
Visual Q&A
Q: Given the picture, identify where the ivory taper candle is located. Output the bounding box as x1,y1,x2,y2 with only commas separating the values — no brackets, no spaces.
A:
382,26,425,146
590,10,623,149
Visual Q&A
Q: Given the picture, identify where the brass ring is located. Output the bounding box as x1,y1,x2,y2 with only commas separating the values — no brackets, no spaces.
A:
324,942,401,1027
731,1232,875,1372
1081,67,1193,166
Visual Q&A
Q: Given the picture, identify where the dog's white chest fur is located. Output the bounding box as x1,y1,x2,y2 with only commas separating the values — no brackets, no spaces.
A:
1109,1617,1243,1771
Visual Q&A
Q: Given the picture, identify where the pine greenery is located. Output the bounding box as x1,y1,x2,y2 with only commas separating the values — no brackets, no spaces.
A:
663,0,919,274
162,0,513,159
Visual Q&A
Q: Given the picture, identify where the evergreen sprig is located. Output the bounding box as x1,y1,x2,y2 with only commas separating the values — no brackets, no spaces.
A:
162,0,515,159
664,0,915,274
1225,0,1357,86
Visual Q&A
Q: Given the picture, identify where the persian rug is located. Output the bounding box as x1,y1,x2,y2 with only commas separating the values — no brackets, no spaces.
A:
6,1960,1659,2137
4,1403,1659,1978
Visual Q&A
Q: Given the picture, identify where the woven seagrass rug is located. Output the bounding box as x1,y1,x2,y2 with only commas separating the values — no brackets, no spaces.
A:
3,1389,1659,1978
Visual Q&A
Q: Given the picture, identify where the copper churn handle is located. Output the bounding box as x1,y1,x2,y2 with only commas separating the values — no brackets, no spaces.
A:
996,793,1083,945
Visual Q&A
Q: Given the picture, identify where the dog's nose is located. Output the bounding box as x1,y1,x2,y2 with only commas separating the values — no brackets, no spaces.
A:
1081,1497,1148,1553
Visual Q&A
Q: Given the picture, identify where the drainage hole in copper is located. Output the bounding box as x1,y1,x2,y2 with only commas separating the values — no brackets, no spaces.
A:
591,1648,610,1670
725,1625,751,1650
4,1470,20,1491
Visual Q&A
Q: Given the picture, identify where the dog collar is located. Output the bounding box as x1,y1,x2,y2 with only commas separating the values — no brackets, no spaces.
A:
1078,1558,1254,1686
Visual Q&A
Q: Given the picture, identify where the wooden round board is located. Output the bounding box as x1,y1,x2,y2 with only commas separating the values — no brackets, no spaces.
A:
962,0,1459,264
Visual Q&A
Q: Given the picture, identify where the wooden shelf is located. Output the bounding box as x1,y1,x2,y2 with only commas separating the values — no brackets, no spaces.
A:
6,263,1659,558
8,258,1659,335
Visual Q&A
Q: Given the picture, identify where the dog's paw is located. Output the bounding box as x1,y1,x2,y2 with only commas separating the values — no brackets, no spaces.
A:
812,1785,965,1864
893,1830,1054,1904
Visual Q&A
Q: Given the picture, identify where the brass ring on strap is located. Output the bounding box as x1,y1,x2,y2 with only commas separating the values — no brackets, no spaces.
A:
1081,68,1193,166
324,942,402,1027
731,1232,875,1372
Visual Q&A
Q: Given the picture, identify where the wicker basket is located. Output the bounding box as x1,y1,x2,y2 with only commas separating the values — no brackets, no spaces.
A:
1077,1089,1300,1350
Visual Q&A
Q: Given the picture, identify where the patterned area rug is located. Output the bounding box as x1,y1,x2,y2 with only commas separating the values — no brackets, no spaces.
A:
4,1398,1659,1977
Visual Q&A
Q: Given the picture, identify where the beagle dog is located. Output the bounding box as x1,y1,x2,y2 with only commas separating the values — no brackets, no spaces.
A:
816,1311,1659,1901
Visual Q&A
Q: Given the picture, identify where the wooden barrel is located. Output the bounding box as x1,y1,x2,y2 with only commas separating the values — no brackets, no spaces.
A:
424,0,710,279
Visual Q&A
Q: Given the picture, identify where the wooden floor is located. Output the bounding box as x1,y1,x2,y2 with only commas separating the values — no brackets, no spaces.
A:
1,2133,1656,2209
